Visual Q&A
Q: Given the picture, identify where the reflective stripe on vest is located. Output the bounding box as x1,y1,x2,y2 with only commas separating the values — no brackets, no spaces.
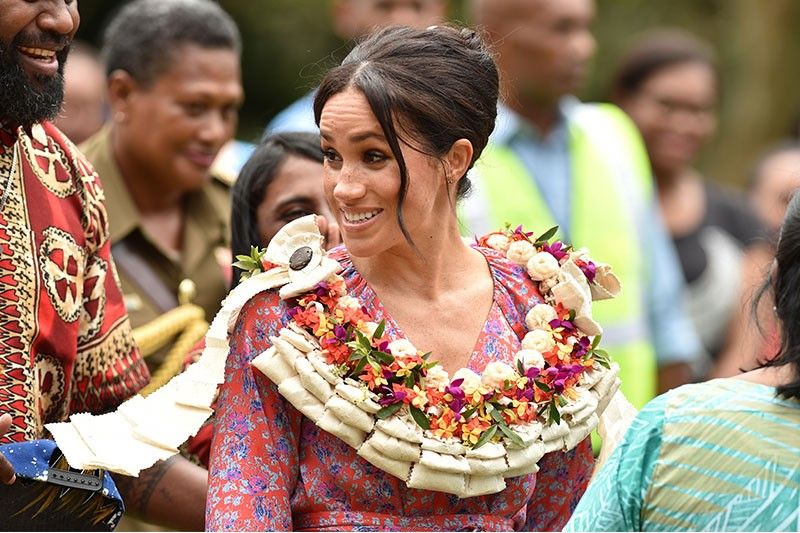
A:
470,104,657,407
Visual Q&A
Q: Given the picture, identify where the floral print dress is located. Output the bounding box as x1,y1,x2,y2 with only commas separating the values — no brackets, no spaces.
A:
206,246,594,531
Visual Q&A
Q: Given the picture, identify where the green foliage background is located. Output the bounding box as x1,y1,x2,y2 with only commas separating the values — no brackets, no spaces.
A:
74,0,800,186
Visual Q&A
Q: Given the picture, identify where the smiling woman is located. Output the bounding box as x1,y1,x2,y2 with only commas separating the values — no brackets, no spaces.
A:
230,131,340,288
207,25,599,532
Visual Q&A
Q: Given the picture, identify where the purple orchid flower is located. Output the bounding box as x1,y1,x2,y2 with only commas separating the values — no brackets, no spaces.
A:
514,225,535,240
313,281,329,297
333,325,348,342
549,318,575,331
525,367,540,380
578,260,597,283
516,387,534,401
287,306,300,318
571,337,591,358
542,241,568,261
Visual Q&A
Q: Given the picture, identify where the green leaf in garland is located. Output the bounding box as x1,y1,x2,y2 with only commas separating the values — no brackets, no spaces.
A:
535,380,551,392
568,309,576,321
409,406,430,430
376,402,403,420
372,320,386,341
372,351,395,365
357,331,372,351
516,359,525,375
351,356,369,377
489,407,504,424
497,423,525,448
535,225,559,244
591,334,602,349
404,373,415,388
421,351,432,361
461,406,476,420
548,401,561,425
472,424,498,449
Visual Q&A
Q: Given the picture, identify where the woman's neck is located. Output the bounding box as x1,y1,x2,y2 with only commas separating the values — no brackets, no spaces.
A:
351,218,482,302
736,364,796,389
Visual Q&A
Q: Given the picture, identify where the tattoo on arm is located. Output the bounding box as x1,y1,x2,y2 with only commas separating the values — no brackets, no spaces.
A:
112,456,175,515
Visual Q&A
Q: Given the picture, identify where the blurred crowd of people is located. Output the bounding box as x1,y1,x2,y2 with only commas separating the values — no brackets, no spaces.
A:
1,0,799,531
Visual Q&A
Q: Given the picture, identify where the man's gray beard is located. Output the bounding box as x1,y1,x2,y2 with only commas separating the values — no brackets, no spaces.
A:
0,40,66,129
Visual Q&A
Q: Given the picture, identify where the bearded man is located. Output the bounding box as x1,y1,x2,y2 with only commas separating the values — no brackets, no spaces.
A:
0,2,206,529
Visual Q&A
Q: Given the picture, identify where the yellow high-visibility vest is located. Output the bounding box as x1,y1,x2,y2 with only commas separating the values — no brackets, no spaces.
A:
466,103,657,408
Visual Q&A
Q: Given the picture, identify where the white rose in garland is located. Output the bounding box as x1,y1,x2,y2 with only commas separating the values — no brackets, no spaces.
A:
526,251,560,281
485,233,511,252
506,240,536,265
388,338,418,358
514,349,545,371
525,303,558,331
452,368,483,396
522,329,556,353
425,365,450,390
481,361,517,389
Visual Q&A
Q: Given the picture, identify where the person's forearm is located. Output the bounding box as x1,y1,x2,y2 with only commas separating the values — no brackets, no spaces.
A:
113,455,207,531
0,414,16,484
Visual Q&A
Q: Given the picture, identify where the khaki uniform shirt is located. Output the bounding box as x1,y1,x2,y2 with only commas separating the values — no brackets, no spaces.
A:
81,126,230,371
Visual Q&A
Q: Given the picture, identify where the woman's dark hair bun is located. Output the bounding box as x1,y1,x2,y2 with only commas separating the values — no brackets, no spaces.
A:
459,27,484,51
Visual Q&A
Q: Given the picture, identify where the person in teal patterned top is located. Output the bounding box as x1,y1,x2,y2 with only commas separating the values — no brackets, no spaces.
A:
566,192,800,532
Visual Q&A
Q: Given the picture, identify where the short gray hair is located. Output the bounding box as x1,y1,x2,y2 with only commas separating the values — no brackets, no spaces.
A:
102,0,241,86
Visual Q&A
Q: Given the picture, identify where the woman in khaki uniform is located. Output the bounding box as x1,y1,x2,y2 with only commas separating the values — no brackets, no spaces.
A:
81,0,244,376
79,0,244,529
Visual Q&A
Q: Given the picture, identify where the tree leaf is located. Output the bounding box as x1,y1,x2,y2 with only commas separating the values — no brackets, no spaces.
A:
497,423,525,448
409,406,430,430
472,424,498,449
375,402,403,419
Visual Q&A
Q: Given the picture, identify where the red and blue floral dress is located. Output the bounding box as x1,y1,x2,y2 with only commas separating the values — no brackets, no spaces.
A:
206,246,593,531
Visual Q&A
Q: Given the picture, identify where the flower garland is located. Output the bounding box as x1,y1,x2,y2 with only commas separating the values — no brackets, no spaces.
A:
237,223,614,450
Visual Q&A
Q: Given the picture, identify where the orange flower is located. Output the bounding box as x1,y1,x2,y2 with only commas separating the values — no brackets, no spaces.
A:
430,409,459,440
394,353,424,378
426,387,446,406
360,364,387,390
460,416,492,445
406,385,428,410
293,307,321,332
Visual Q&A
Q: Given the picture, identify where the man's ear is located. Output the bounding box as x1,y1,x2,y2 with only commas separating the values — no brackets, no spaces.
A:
107,70,139,123
331,0,357,41
444,138,474,185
